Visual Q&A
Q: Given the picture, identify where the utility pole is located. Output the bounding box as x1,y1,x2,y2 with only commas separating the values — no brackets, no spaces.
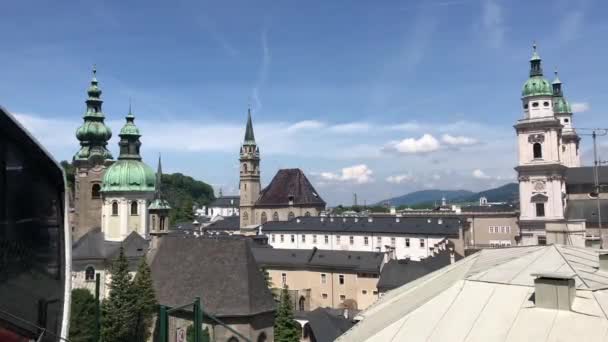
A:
592,131,603,248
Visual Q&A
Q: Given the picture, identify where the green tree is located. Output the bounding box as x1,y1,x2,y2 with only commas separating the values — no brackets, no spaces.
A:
69,288,96,342
274,286,300,342
131,258,157,341
101,246,136,342
187,325,210,342
60,160,75,191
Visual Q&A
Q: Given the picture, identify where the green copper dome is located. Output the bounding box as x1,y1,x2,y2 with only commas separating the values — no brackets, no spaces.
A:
76,121,112,141
522,76,553,97
120,113,140,136
101,160,156,192
553,97,572,114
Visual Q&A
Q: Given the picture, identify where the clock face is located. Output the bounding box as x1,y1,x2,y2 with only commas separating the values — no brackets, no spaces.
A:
534,181,545,192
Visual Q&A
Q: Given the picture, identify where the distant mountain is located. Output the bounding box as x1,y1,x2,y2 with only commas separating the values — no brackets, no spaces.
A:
379,183,519,207
379,189,474,207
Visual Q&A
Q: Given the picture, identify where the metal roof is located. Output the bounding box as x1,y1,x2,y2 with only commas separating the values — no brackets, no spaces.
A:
337,245,608,342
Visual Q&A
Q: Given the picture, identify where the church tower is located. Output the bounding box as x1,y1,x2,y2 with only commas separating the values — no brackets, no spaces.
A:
515,44,567,245
149,155,171,242
552,70,581,167
239,108,261,228
72,66,114,241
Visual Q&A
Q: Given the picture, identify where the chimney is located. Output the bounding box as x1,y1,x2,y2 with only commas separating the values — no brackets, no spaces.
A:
450,251,455,264
599,252,608,272
343,308,349,319
368,217,373,223
531,273,576,311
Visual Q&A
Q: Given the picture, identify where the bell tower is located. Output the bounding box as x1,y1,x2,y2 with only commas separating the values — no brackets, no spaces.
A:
72,66,114,241
515,44,567,245
239,108,261,228
552,70,581,167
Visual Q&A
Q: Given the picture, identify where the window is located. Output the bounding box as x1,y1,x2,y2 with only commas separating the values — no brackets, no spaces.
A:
324,235,329,244
280,235,284,243
91,184,101,199
299,296,306,311
261,212,267,223
373,291,378,295
405,238,410,247
538,236,547,245
301,235,306,243
271,234,275,243
419,238,425,248
564,118,569,123
489,226,494,234
242,211,248,224
228,337,239,342
152,216,156,230
524,103,529,109
336,235,341,244
282,273,287,285
322,293,328,299
111,201,118,216
390,237,396,246
130,201,138,215
364,236,369,246
501,226,507,233
339,274,345,285
305,211,311,216
543,101,550,107
362,290,368,295
533,143,542,159
313,235,317,244
532,102,539,107
536,203,545,217
340,295,346,301
377,236,382,245
290,235,295,243
349,236,354,245
243,163,248,173
257,332,268,342
288,211,295,220
273,212,279,221
321,273,327,284
85,266,95,281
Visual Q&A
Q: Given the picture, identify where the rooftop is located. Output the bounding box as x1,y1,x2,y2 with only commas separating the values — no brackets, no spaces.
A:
256,168,326,207
261,216,461,236
209,196,240,208
204,216,240,231
72,228,148,262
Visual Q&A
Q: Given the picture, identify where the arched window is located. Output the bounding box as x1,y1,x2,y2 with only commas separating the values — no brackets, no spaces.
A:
273,212,279,221
131,201,138,215
257,332,267,342
288,212,295,221
533,143,542,159
111,201,119,216
160,217,166,230
91,184,101,199
299,296,306,311
243,212,249,224
243,163,248,173
152,216,156,230
228,337,239,342
261,212,267,224
85,266,95,281
305,211,311,217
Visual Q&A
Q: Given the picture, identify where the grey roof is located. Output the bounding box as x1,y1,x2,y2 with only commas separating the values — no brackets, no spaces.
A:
251,247,383,273
72,228,148,262
460,204,518,213
565,199,608,225
377,249,462,292
256,168,326,207
204,216,240,231
566,166,608,185
149,235,276,317
209,196,240,208
261,216,461,236
301,307,356,342
337,245,608,342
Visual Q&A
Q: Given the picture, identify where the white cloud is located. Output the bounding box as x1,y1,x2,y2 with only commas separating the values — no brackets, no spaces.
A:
432,174,441,180
329,122,371,134
385,134,441,154
442,134,478,146
472,169,491,179
320,164,374,184
481,0,505,49
286,120,325,132
386,122,422,132
571,102,590,113
386,174,414,184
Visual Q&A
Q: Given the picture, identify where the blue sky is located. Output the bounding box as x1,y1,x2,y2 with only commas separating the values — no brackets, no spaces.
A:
2,0,608,205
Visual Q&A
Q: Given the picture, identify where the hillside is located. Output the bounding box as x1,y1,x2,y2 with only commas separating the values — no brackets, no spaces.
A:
379,183,519,207
379,189,474,206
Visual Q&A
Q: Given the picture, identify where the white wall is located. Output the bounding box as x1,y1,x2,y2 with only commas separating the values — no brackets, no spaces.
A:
209,206,239,219
266,230,448,261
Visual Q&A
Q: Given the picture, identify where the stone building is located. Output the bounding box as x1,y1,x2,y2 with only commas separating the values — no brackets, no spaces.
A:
72,67,114,241
238,109,326,229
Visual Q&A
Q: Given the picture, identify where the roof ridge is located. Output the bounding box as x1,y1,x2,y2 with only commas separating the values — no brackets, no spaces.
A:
554,244,590,288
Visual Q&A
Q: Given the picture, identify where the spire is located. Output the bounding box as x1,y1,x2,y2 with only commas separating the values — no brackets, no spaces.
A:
155,154,163,199
529,42,543,77
117,106,142,161
244,107,256,144
552,69,563,96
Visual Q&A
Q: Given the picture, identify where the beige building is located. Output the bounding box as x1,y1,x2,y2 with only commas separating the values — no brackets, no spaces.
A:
238,109,325,230
252,247,384,311
460,205,520,249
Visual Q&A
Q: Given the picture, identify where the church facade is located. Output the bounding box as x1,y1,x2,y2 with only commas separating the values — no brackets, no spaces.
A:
515,45,586,246
239,110,326,229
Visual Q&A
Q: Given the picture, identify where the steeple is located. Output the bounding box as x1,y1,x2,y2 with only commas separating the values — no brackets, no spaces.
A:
244,107,256,145
552,69,563,97
117,106,142,161
155,154,163,200
529,43,543,77
74,65,113,163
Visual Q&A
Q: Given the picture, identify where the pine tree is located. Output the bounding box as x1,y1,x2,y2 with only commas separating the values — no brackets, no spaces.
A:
131,257,157,341
101,246,136,342
69,288,96,342
274,286,300,342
